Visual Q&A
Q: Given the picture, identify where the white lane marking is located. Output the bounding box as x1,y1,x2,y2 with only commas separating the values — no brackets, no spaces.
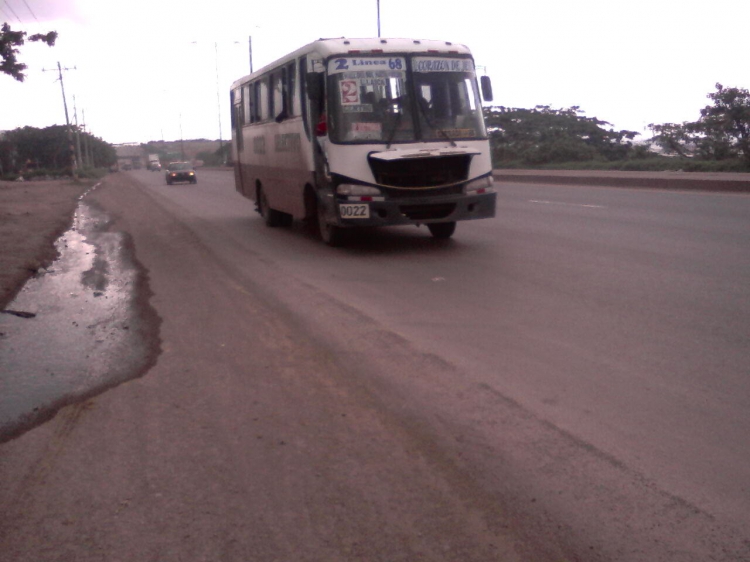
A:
529,200,605,209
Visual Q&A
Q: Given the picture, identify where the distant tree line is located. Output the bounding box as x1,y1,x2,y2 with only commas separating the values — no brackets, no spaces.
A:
195,143,230,166
0,125,116,178
485,105,640,166
486,83,750,171
139,140,229,167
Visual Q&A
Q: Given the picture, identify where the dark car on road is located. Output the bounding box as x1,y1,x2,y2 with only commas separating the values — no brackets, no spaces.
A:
165,162,197,185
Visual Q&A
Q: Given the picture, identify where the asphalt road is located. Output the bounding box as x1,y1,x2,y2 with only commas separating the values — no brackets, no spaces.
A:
1,168,748,561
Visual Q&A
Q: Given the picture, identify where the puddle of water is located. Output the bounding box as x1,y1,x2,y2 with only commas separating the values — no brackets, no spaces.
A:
0,198,160,442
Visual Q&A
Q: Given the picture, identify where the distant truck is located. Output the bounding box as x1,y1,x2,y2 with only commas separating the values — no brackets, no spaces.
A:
147,154,161,171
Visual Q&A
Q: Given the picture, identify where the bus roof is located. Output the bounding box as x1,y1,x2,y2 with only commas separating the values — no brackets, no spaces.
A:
231,37,473,89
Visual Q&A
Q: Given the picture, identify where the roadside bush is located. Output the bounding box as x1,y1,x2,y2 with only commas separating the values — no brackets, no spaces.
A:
1,167,110,182
3,168,68,181
493,157,750,173
76,167,109,179
679,159,750,172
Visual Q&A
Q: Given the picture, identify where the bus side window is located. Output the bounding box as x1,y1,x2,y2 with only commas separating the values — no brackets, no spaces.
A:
253,82,261,122
260,78,269,121
243,84,252,125
276,67,290,122
271,72,283,121
232,88,244,151
286,61,296,116
230,89,237,128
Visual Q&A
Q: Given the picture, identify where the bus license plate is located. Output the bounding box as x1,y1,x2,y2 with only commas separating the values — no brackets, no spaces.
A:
339,203,370,219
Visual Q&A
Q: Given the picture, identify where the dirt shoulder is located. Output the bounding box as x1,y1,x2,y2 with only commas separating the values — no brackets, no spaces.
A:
0,179,95,310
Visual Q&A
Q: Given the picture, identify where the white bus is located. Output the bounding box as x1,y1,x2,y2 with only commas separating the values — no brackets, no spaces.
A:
229,37,496,245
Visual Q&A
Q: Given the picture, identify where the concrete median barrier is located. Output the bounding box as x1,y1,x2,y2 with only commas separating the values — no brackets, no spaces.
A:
493,169,750,192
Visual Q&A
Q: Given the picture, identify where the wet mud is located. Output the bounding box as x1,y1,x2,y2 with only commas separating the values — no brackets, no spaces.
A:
0,198,161,442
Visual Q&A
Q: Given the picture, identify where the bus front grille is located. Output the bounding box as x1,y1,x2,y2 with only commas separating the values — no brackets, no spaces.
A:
369,154,471,188
399,203,456,221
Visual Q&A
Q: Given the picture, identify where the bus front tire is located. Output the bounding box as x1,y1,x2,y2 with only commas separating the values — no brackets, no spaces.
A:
259,186,283,227
427,221,456,240
317,199,344,247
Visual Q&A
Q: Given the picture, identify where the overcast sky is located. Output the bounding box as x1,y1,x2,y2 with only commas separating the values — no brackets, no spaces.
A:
2,0,748,145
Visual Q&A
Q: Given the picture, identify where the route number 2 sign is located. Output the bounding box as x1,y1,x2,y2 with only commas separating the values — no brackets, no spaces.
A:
340,80,360,105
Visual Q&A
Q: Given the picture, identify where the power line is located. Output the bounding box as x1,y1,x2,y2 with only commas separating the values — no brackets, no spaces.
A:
2,0,23,23
20,0,38,22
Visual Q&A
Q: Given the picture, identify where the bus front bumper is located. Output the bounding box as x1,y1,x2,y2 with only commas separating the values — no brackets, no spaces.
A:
332,191,497,228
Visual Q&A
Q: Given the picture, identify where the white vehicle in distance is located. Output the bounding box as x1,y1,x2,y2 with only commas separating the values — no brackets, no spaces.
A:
147,154,161,171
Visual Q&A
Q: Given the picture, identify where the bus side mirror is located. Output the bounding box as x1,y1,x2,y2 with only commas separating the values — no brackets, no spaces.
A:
480,75,493,102
306,73,324,102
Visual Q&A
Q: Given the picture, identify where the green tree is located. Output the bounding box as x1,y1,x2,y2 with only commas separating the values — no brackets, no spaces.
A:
647,122,693,157
0,22,57,81
485,105,638,166
648,84,750,166
86,132,117,168
695,83,750,164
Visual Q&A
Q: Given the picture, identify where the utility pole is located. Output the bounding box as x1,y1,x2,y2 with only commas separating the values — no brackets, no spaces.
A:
43,62,77,177
377,0,381,37
249,35,253,74
73,95,83,169
179,112,185,161
215,42,224,162
190,40,226,162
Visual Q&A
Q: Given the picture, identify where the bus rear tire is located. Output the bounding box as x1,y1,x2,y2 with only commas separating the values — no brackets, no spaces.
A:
259,186,282,227
317,198,344,247
428,221,456,239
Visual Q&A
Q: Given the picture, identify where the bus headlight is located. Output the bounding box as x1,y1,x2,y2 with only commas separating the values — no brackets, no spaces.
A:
336,184,382,196
464,176,494,194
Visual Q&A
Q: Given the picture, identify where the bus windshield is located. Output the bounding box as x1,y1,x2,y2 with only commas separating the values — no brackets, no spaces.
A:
326,55,486,144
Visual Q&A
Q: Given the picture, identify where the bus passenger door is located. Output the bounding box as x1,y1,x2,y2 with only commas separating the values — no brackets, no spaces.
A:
304,67,327,188
231,88,245,195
